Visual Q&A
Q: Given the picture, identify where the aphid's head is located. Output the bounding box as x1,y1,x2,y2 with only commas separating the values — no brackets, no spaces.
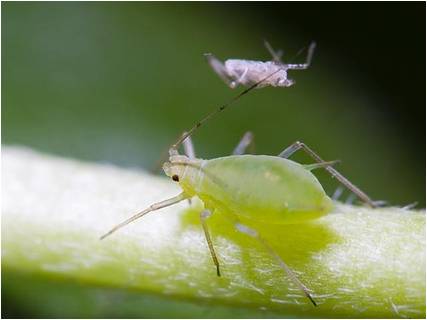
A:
163,155,203,196
277,78,295,87
162,155,188,182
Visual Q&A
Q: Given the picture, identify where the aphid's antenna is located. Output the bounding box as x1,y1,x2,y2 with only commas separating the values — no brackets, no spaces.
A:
170,68,284,156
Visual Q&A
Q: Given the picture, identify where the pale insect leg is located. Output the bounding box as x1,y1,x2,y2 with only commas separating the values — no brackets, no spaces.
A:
100,193,188,240
332,186,345,201
287,41,317,70
183,133,196,159
200,209,221,277
204,53,236,89
182,133,196,205
278,141,377,207
263,40,284,63
232,131,255,155
303,160,340,171
234,67,249,87
372,200,388,207
234,222,317,306
401,202,418,210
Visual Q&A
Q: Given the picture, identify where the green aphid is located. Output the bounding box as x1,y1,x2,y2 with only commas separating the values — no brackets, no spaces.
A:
101,63,377,307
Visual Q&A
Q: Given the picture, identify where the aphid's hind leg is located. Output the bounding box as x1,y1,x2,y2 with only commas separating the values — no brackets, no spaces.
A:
232,131,255,155
204,53,237,89
100,193,189,240
234,221,317,306
287,41,316,70
278,141,377,207
200,209,221,277
264,40,284,63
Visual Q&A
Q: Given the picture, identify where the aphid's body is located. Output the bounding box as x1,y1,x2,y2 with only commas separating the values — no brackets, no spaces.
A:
165,155,333,224
102,43,377,306
223,60,292,88
205,41,316,88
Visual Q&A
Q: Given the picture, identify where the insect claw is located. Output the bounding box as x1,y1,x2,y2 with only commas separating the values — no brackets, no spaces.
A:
306,293,318,307
216,265,221,277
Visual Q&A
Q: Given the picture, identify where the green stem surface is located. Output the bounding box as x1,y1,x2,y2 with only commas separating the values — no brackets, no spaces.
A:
2,146,425,318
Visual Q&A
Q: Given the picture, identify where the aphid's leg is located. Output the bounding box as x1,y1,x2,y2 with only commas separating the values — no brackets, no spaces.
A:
286,41,316,70
100,193,188,240
402,202,418,210
303,160,340,171
182,132,196,205
263,40,284,63
204,53,236,89
232,131,255,155
332,186,345,201
278,141,377,207
200,209,221,277
372,200,388,207
183,133,196,159
234,222,317,306
234,67,249,87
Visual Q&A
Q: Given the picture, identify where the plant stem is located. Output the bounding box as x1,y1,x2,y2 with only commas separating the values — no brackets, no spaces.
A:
2,146,425,318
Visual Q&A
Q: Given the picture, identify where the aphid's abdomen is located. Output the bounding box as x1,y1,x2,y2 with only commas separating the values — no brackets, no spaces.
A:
199,155,333,224
225,60,286,87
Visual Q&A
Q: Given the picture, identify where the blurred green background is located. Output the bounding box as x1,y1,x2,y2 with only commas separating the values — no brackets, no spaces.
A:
2,2,425,318
3,2,425,205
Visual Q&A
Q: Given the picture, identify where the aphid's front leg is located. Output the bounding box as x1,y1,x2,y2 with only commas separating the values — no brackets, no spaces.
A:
200,209,221,277
232,131,255,155
204,53,236,89
234,222,317,306
278,141,377,207
100,193,189,240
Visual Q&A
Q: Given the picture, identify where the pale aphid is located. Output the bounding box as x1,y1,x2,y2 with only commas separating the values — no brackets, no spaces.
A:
101,53,377,307
205,41,316,88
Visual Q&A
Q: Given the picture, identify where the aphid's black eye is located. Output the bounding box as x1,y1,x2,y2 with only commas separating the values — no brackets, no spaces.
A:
172,174,179,182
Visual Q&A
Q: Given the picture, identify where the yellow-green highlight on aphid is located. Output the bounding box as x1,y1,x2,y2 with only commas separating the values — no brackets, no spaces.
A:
101,50,377,307
164,155,335,224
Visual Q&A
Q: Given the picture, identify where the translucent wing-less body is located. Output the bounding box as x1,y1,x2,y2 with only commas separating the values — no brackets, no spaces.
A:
205,41,317,88
225,60,292,88
165,155,333,223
